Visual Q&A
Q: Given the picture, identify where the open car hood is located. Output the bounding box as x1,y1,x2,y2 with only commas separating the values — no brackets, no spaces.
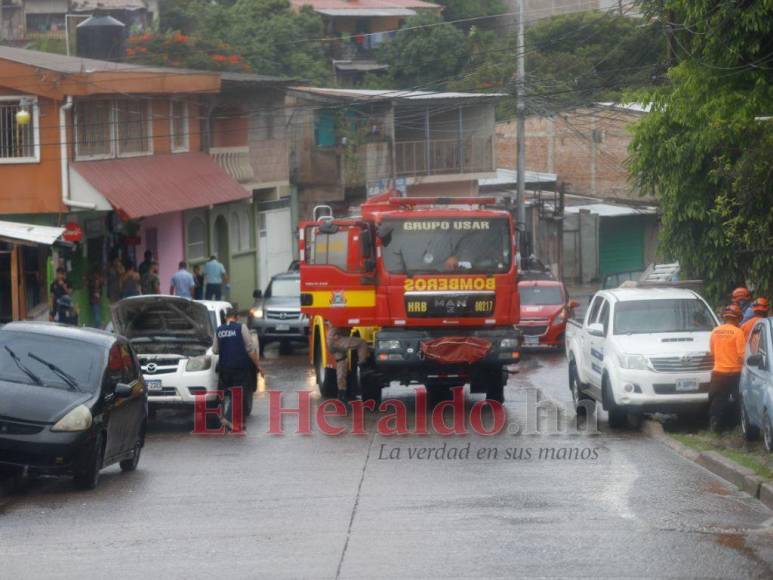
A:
111,296,212,342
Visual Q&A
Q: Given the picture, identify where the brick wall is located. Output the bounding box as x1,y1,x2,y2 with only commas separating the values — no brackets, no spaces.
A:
495,107,655,203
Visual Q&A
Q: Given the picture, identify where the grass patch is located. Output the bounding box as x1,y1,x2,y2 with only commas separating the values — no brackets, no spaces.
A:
671,432,773,480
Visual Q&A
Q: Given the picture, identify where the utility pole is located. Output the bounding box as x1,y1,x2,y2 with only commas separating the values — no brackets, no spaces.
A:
515,0,526,257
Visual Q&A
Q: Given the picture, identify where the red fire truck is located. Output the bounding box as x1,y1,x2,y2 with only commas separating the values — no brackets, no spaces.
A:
299,192,522,404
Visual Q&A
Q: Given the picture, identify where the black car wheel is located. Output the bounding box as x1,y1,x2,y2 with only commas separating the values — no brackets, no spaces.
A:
120,438,143,472
75,432,105,490
485,368,506,403
569,360,593,416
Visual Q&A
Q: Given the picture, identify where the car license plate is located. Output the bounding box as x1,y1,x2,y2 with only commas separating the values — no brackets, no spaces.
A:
524,335,539,346
675,379,699,392
275,324,291,331
146,380,163,392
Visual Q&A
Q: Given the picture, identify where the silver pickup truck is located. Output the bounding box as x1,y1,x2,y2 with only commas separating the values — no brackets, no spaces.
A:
248,271,309,354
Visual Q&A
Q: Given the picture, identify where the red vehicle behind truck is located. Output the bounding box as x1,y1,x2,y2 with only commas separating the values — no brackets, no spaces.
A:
518,276,577,348
299,192,522,404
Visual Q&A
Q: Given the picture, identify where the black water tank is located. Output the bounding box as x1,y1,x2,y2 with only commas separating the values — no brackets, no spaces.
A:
76,15,126,61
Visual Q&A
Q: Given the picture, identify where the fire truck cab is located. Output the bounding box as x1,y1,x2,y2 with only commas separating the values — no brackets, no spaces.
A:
299,192,522,404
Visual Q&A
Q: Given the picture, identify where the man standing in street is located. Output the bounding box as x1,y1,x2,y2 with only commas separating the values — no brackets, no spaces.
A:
203,254,227,301
732,287,754,324
326,324,370,404
170,261,196,299
49,266,68,321
708,304,746,432
138,250,154,279
212,308,261,431
142,261,161,295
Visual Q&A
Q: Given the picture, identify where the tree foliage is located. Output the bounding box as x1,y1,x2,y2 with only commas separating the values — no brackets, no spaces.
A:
374,13,469,89
125,32,249,71
156,0,330,82
434,0,505,24
629,0,773,301
452,12,664,114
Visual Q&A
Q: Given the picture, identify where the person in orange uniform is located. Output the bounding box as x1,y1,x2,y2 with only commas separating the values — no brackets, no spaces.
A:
740,297,769,339
708,304,746,432
731,287,754,324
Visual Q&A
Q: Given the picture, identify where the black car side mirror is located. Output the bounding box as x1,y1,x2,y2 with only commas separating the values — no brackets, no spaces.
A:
115,383,133,398
253,289,262,299
747,353,765,369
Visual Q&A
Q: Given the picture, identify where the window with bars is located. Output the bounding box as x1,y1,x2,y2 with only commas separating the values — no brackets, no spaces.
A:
75,99,152,160
75,99,113,159
116,99,151,156
170,100,189,153
0,98,39,163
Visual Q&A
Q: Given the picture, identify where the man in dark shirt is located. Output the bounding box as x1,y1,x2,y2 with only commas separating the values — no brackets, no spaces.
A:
49,267,68,322
212,308,261,431
138,250,154,278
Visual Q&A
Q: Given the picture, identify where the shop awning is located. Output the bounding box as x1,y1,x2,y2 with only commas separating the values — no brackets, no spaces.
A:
72,152,251,219
0,220,65,246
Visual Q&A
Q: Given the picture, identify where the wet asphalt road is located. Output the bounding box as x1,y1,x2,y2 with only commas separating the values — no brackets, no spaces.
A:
1,348,773,579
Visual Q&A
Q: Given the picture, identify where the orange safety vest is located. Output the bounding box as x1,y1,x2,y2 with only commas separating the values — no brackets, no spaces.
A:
709,323,746,373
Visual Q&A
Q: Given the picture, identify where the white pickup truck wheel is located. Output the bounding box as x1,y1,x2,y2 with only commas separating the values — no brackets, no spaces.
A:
602,377,628,429
569,360,593,416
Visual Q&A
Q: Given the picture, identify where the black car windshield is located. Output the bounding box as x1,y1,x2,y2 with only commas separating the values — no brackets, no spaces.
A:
269,278,300,298
381,218,511,275
614,299,717,335
520,286,563,306
0,331,103,391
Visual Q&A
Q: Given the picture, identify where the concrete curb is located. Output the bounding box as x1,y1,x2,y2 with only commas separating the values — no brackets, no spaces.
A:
643,419,773,512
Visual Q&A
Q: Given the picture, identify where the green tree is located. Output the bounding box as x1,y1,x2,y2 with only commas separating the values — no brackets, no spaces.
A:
452,12,664,114
156,0,330,82
435,0,505,24
629,0,773,301
374,12,469,89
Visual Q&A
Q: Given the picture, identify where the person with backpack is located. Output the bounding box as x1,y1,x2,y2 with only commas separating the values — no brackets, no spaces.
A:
56,283,79,326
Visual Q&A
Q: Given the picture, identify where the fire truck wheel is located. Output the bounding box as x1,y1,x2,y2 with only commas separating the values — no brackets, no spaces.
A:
485,368,506,403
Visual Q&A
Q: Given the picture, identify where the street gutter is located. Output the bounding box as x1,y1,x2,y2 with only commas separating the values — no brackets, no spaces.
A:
643,419,773,512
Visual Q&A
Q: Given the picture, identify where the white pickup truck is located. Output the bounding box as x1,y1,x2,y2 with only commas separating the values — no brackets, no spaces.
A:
565,287,719,427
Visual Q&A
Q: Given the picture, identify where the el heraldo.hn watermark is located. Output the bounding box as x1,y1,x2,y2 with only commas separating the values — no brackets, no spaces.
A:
191,386,599,437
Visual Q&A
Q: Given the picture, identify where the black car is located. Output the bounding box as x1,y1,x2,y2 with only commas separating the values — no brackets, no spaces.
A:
0,322,147,489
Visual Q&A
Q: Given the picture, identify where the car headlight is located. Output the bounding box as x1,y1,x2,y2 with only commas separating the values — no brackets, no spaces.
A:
377,340,401,350
618,354,650,370
500,338,520,349
186,355,212,372
51,404,92,432
250,307,263,319
552,311,566,325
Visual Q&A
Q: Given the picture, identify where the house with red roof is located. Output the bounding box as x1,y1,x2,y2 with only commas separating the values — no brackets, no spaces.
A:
0,45,294,321
290,0,441,85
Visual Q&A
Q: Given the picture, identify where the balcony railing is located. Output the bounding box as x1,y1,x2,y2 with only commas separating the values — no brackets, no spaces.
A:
395,136,493,178
210,146,255,184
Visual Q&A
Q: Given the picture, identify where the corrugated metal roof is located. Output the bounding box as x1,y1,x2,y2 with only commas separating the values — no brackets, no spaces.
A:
595,102,651,114
220,71,297,85
291,87,504,102
70,0,148,11
0,220,64,246
291,0,437,10
0,46,213,76
563,203,658,217
318,8,417,15
479,168,557,187
72,153,250,218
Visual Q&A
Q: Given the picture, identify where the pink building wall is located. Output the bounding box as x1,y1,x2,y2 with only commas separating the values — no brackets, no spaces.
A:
139,211,184,294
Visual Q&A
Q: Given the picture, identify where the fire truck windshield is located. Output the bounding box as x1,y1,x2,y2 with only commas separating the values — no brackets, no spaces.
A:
380,218,511,275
